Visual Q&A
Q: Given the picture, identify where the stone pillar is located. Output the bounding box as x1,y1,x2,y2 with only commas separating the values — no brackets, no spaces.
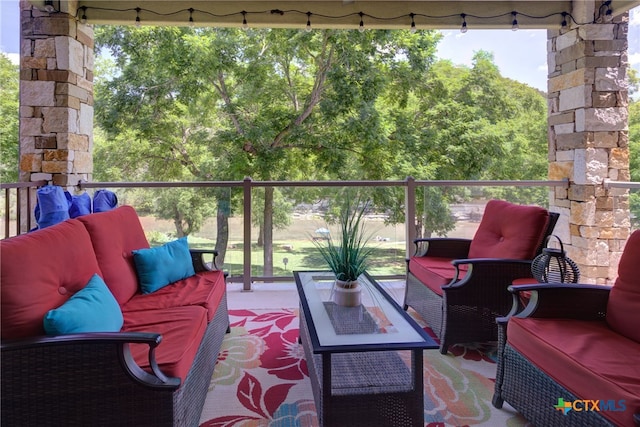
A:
547,5,630,284
19,0,94,189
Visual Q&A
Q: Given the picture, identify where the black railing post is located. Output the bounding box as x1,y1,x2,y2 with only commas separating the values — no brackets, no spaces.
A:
243,177,252,291
405,176,416,259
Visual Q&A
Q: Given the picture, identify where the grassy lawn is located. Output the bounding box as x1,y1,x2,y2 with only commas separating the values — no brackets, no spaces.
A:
141,215,409,277
140,214,480,277
219,240,407,277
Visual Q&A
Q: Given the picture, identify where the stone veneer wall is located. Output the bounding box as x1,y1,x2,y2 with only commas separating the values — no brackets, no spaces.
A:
547,9,630,284
19,0,93,189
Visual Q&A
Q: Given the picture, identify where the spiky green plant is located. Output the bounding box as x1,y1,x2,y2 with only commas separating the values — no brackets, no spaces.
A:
312,200,374,282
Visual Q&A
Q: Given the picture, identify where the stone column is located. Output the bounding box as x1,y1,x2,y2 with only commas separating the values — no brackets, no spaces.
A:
547,5,630,284
19,0,94,189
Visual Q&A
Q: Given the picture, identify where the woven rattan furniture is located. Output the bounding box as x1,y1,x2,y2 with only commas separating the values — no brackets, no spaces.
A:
1,206,230,426
404,200,558,354
493,230,640,427
295,271,437,427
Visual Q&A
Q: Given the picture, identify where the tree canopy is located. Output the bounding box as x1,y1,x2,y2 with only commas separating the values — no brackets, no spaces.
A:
92,27,557,271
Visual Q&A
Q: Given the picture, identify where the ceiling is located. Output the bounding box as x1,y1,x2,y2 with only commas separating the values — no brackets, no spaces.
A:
35,0,640,30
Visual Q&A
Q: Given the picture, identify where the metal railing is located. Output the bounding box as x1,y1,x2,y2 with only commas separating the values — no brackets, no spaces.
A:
1,181,47,238
2,178,569,290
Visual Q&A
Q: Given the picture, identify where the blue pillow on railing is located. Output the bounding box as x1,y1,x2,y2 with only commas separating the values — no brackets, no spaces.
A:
93,190,118,213
34,185,72,229
69,192,92,218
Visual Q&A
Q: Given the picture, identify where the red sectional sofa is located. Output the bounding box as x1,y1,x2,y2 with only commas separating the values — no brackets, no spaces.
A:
1,206,229,426
492,230,640,427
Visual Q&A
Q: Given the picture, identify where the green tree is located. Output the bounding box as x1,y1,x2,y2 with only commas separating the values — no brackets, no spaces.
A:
93,27,549,273
94,26,441,274
0,53,19,182
385,52,548,237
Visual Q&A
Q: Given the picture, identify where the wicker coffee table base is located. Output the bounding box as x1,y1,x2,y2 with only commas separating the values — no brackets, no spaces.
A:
299,306,424,427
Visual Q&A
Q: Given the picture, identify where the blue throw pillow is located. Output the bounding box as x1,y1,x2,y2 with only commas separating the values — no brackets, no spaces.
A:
93,189,118,213
34,185,72,229
69,192,92,218
43,274,123,335
132,237,196,294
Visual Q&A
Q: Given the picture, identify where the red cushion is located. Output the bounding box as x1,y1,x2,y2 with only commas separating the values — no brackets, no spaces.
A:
122,271,226,322
468,200,549,260
508,317,640,427
409,257,468,295
78,206,149,305
123,305,207,383
607,230,640,343
0,220,103,339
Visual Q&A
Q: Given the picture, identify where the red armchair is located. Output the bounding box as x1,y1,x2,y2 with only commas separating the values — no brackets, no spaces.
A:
492,230,640,427
404,200,558,354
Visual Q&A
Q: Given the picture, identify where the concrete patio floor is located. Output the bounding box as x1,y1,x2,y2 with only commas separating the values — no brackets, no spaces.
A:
225,279,407,310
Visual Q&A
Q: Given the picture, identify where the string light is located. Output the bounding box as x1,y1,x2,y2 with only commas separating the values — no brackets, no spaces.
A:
73,6,587,31
595,0,613,22
43,0,56,13
561,12,568,30
306,12,312,32
80,6,87,24
605,1,613,22
241,11,248,30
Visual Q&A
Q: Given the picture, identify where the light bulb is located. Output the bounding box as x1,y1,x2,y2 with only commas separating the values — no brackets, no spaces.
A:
460,14,468,33
306,12,312,32
242,11,248,30
511,12,519,31
43,0,55,13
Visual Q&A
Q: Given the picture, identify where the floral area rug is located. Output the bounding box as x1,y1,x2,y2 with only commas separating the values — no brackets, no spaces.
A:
199,309,528,427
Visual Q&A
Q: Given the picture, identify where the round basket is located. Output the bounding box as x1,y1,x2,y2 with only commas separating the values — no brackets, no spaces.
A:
531,235,580,283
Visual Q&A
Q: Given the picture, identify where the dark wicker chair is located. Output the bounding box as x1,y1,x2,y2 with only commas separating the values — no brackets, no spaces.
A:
492,230,640,427
492,284,617,427
404,200,558,354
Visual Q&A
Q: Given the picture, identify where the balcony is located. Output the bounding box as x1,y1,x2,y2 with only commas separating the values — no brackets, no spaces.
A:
9,176,631,288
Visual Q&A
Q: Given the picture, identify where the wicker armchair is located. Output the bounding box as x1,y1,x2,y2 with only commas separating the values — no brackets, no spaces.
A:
404,200,558,354
492,233,640,427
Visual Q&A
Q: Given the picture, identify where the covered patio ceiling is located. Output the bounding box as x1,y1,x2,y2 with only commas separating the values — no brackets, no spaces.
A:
34,0,640,30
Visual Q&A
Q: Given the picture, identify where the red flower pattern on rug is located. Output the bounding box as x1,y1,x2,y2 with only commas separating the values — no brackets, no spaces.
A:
199,309,528,427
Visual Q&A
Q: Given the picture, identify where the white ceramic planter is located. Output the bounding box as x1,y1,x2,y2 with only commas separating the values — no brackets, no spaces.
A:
333,279,362,307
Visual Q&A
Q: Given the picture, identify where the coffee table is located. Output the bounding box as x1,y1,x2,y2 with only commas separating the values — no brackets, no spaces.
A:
294,271,438,427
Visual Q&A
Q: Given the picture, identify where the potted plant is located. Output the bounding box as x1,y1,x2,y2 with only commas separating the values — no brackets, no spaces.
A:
312,199,374,307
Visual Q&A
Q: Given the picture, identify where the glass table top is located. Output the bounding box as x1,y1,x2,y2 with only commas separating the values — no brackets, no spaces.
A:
294,271,437,352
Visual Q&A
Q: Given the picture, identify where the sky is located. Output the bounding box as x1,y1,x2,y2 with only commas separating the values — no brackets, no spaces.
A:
0,0,639,93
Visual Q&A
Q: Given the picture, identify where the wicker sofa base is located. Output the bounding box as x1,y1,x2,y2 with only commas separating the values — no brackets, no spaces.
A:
1,293,229,427
494,344,615,427
171,292,230,426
